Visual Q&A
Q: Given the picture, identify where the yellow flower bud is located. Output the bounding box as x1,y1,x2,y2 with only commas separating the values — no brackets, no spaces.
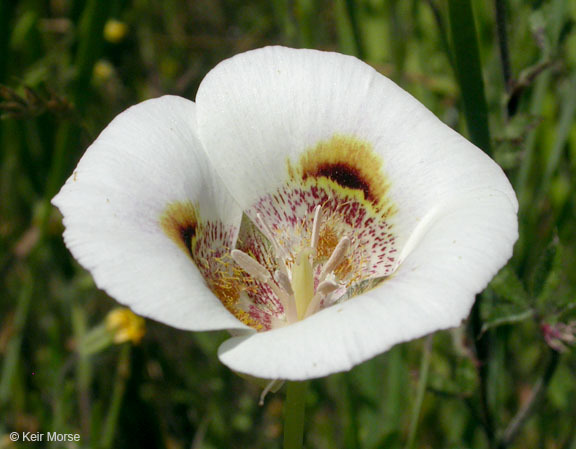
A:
93,60,114,83
104,19,128,43
106,308,145,344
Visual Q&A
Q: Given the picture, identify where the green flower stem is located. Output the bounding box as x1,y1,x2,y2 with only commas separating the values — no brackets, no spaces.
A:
343,374,360,449
406,335,433,449
79,324,115,356
283,380,308,449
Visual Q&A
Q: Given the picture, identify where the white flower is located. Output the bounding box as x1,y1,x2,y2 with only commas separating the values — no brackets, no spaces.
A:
52,46,518,380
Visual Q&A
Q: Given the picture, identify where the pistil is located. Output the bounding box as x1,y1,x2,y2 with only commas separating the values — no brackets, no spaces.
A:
232,249,296,322
291,248,315,320
231,249,271,282
304,279,339,318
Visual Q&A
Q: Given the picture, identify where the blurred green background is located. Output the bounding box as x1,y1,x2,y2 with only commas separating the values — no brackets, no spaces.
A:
1,0,575,448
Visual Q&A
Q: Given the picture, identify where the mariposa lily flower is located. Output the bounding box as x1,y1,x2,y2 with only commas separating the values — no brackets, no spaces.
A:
53,46,518,380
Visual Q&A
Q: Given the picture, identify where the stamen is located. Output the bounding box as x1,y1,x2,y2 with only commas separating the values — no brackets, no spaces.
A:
232,250,296,323
304,280,340,318
317,279,341,295
274,270,293,295
268,282,297,324
310,205,323,253
319,236,351,282
231,249,271,282
257,213,290,279
257,213,288,260
232,197,371,329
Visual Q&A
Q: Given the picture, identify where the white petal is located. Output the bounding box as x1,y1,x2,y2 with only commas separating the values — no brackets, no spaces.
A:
194,47,518,378
195,46,517,274
218,189,518,380
53,96,248,332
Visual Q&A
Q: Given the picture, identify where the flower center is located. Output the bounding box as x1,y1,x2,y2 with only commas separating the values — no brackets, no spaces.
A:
231,205,350,326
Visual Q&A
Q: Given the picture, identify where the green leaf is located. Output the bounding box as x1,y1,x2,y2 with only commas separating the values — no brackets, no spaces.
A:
536,238,576,315
481,267,534,333
481,309,535,334
428,353,477,397
530,235,559,298
491,266,531,306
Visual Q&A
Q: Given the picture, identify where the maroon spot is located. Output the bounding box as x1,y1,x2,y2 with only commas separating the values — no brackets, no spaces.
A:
306,163,374,203
179,225,196,256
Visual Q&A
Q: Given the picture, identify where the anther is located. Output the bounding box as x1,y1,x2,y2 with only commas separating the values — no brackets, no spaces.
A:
268,283,297,323
317,279,340,295
274,270,293,295
319,236,351,282
305,280,340,317
257,214,288,259
232,250,296,323
231,250,271,282
257,213,290,278
310,205,323,253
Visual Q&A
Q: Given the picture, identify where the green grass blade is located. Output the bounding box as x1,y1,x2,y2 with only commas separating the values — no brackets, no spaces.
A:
101,345,131,449
447,0,491,153
540,75,576,201
343,0,365,59
295,0,317,48
40,0,112,236
515,0,567,208
0,276,34,405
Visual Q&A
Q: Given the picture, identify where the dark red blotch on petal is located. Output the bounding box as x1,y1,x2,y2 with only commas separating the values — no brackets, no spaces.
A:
305,162,374,204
